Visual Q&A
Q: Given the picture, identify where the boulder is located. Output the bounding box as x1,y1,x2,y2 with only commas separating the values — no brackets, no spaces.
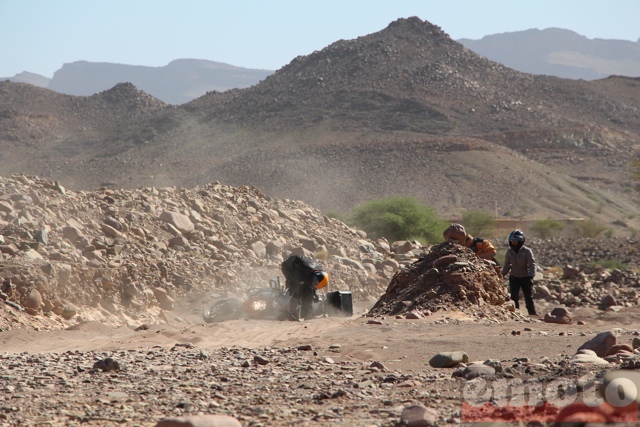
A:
461,364,496,380
429,352,469,368
155,415,242,427
544,307,572,324
604,344,634,357
578,331,617,357
159,211,194,234
400,404,439,427
570,353,609,365
601,294,617,307
24,288,43,311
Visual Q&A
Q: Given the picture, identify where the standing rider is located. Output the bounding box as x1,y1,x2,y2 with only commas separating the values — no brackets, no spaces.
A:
502,230,538,316
280,255,329,320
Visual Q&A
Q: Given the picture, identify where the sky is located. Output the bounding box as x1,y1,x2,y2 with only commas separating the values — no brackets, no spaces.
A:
1,0,639,78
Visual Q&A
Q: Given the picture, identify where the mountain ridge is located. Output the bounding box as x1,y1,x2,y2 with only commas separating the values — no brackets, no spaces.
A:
458,27,640,80
1,17,640,235
3,24,638,103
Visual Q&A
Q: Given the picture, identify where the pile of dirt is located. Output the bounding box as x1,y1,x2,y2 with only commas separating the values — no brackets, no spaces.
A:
0,174,404,331
367,242,523,322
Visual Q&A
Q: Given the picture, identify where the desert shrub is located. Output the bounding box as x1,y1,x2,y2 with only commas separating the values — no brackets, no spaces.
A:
461,210,496,237
314,247,329,261
529,218,565,239
586,259,628,271
629,157,640,182
350,196,446,243
570,219,608,238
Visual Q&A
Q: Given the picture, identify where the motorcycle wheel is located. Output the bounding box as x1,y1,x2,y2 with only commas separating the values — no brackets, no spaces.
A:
203,298,241,323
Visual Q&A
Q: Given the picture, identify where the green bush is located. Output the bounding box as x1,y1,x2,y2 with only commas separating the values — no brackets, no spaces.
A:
350,196,447,243
461,210,496,237
570,219,608,238
529,218,565,239
586,259,628,271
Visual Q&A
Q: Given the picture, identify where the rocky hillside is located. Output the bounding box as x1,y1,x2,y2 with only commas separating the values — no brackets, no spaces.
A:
0,174,414,331
3,173,640,332
1,18,640,232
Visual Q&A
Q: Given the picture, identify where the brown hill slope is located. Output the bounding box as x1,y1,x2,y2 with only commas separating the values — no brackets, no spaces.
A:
1,18,640,233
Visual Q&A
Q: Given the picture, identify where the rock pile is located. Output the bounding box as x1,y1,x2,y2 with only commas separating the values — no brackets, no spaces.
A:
532,264,640,311
531,238,640,271
367,243,518,321
0,174,402,330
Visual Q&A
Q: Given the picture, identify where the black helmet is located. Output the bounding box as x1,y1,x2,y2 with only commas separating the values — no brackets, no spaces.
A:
507,230,525,245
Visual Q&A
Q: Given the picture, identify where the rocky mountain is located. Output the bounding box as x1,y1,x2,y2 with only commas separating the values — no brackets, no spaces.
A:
5,27,637,105
1,71,50,87
46,59,273,104
458,28,640,80
1,17,640,235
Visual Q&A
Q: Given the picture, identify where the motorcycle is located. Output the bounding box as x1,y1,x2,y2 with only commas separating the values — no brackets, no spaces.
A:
203,277,326,323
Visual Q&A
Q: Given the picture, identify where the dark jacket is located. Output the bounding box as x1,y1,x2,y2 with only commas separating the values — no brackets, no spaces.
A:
281,255,321,292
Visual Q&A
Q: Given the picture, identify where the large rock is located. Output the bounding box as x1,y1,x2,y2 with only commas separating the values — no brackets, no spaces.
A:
159,211,194,234
544,307,573,324
265,240,284,255
429,351,469,368
155,415,242,427
601,294,617,307
462,364,496,380
570,352,609,365
392,240,416,254
562,264,580,279
250,241,266,258
604,344,634,357
24,288,43,311
578,331,617,357
400,404,439,427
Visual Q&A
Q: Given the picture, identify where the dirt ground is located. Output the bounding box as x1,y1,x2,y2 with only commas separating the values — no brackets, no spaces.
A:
1,299,639,427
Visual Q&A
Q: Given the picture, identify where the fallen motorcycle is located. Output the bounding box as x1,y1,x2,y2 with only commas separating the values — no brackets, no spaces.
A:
203,278,352,323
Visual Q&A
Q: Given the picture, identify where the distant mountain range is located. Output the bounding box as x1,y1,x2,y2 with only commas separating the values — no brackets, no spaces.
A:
2,59,273,105
2,28,639,104
458,28,640,80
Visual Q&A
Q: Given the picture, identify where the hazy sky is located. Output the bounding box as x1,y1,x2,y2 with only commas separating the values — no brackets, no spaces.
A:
2,0,638,78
